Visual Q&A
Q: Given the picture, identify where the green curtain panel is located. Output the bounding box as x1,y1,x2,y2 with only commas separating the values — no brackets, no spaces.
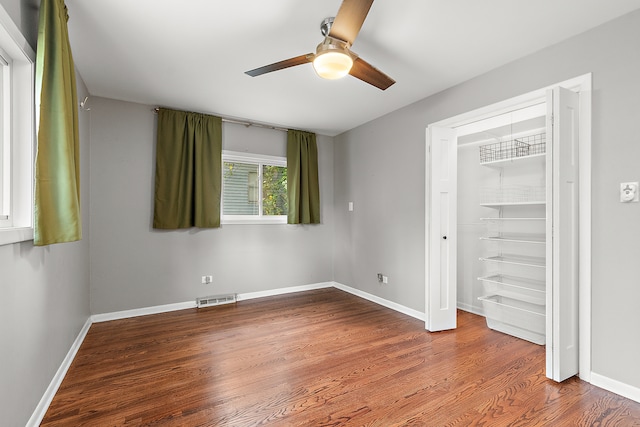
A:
287,130,320,224
153,108,222,229
34,0,81,246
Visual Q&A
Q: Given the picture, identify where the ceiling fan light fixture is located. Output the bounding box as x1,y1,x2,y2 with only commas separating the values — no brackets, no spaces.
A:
313,51,353,79
312,37,354,80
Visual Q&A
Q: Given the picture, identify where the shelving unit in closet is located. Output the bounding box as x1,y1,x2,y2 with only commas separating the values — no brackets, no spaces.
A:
476,132,548,345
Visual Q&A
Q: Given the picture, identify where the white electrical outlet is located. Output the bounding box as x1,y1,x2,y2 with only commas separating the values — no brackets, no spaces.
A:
382,275,388,284
201,275,213,284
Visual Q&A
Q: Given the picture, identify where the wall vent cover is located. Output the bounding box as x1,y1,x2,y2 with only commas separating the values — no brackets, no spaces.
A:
196,294,237,308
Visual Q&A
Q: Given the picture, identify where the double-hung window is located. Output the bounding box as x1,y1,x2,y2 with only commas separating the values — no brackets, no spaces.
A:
0,6,36,245
222,151,287,224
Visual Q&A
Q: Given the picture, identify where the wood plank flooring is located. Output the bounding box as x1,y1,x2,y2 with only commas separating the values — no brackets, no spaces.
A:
41,288,640,426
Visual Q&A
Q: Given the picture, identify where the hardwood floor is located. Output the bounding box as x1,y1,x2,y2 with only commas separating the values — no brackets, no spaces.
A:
42,288,640,426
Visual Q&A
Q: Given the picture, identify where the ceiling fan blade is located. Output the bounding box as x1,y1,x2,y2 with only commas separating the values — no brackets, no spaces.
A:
349,57,395,90
245,54,314,77
328,0,374,45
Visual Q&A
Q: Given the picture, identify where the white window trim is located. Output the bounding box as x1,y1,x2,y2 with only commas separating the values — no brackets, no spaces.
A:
0,5,36,246
221,150,288,225
0,51,9,221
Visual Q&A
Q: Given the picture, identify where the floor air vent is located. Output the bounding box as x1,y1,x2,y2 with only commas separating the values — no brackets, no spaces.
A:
197,294,237,308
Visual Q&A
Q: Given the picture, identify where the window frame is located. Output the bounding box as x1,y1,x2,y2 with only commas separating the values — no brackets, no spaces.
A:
221,151,288,225
0,5,36,246
0,49,9,223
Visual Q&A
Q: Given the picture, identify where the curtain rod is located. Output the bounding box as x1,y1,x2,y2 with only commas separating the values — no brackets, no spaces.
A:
152,108,288,132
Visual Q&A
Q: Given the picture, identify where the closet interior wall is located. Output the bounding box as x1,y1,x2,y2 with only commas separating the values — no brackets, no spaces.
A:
456,112,547,344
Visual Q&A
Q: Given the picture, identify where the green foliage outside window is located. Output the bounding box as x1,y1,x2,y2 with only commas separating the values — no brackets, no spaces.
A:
263,165,287,215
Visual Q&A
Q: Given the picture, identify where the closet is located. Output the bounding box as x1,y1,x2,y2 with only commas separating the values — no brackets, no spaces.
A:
427,81,588,382
457,109,547,345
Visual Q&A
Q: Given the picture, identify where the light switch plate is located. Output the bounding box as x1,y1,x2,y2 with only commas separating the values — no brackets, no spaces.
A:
620,182,639,202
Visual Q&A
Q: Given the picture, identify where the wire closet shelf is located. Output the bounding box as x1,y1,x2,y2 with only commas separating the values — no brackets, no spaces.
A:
479,133,546,164
480,185,545,205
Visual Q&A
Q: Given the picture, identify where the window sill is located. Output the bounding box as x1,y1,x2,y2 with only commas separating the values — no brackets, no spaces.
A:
0,227,34,246
222,217,288,225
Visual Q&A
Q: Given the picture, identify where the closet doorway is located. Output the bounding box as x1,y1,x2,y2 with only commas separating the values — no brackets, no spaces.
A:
425,74,592,383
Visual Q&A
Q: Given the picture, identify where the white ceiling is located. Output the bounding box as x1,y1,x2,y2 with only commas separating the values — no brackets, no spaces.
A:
65,0,640,136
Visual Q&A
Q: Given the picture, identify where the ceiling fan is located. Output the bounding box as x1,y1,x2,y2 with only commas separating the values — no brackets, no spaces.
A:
245,0,395,90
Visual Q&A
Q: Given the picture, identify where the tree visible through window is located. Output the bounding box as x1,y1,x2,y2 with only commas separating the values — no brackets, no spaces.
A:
262,164,287,215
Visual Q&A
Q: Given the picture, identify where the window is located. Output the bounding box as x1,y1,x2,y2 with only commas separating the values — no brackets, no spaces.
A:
222,151,287,224
0,6,36,245
0,51,8,222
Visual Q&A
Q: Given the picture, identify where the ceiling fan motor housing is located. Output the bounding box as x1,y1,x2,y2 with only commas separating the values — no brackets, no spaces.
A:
315,36,354,58
320,17,335,36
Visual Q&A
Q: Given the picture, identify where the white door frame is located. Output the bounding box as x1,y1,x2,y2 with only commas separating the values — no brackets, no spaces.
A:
425,74,592,381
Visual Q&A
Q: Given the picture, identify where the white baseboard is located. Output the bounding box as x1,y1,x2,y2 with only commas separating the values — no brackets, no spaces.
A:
26,317,92,427
590,372,640,404
457,302,485,317
91,283,336,323
92,301,197,323
91,282,416,323
333,282,425,321
237,282,334,301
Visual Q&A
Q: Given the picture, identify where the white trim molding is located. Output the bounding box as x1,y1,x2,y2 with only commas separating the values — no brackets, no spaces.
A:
91,282,336,323
90,282,425,323
457,303,484,318
92,301,197,323
591,372,640,404
26,318,92,427
333,282,425,321
0,0,36,245
237,282,333,301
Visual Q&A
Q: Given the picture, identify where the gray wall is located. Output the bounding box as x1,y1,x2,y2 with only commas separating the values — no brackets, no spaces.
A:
4,3,640,423
333,9,640,390
333,107,426,309
89,97,334,314
0,1,91,425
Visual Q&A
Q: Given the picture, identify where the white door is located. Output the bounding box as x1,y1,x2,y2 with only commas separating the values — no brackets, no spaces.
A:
546,86,580,381
426,126,457,331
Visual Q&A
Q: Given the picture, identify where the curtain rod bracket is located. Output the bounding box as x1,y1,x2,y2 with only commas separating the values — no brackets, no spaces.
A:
80,96,91,111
